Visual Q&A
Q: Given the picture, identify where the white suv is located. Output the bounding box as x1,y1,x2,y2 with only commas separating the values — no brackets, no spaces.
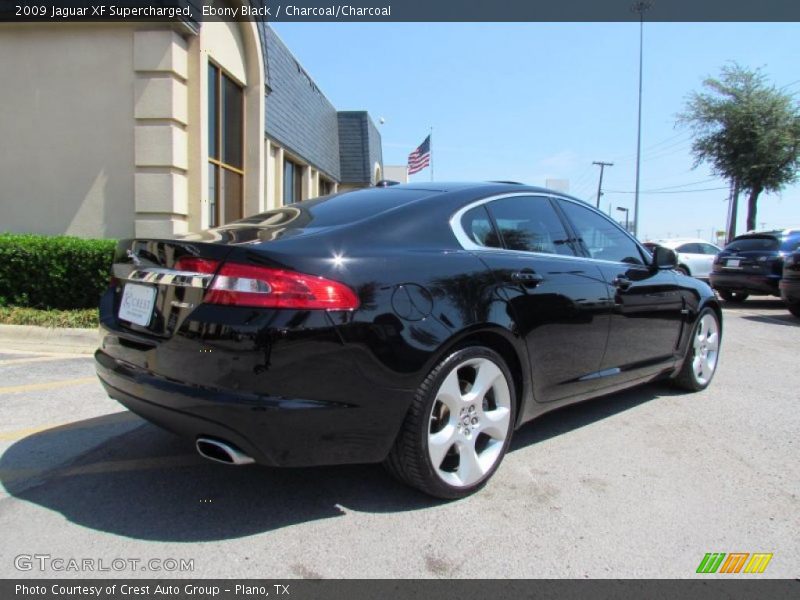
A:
651,238,721,280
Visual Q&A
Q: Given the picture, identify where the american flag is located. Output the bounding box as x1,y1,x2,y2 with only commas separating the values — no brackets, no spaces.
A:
407,135,431,175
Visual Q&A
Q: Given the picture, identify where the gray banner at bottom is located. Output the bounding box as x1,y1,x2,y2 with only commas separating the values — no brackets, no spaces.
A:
3,579,799,600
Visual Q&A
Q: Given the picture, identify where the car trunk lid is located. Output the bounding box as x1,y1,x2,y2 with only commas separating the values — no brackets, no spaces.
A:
111,239,236,338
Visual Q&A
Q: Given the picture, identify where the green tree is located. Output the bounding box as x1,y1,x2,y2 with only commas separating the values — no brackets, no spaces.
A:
678,64,800,233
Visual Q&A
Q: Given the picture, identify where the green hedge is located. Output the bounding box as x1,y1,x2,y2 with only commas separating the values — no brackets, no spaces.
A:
0,233,116,310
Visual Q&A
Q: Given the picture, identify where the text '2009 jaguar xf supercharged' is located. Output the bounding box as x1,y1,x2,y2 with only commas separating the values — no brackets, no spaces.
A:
96,182,722,498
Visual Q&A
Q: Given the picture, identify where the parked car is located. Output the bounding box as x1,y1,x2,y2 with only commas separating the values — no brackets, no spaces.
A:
650,238,721,280
95,183,723,499
779,249,800,318
710,229,800,302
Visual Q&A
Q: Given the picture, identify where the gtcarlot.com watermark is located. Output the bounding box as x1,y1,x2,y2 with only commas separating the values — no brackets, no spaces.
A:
14,554,194,573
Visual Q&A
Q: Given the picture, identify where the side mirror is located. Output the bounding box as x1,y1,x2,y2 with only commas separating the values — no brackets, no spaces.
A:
652,246,678,270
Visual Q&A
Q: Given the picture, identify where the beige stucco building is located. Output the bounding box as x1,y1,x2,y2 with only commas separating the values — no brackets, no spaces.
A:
0,3,383,240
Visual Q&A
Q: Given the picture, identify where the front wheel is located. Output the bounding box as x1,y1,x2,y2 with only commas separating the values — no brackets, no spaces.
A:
384,346,516,499
673,308,721,391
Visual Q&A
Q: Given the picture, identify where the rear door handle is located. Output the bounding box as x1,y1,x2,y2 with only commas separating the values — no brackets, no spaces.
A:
511,270,544,287
612,275,632,290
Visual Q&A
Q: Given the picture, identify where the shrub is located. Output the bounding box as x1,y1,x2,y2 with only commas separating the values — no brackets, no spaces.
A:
0,233,116,310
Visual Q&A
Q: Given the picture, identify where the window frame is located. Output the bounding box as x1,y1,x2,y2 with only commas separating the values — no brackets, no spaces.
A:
207,60,245,227
484,195,578,256
450,192,651,266
282,157,304,205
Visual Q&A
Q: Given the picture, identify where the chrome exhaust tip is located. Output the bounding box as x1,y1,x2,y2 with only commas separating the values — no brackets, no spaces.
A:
196,437,255,466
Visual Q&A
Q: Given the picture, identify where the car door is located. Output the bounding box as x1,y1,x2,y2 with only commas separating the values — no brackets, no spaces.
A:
554,198,685,382
676,243,708,278
458,194,612,409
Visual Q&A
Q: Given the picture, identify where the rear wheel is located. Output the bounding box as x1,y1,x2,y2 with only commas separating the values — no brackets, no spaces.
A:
673,308,721,391
788,303,800,319
718,290,749,303
384,346,516,499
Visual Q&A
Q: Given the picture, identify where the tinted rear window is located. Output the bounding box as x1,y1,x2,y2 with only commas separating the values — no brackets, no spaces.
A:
235,188,437,229
725,236,780,252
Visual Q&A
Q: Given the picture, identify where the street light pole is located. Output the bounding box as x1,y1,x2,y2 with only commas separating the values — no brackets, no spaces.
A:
631,0,652,238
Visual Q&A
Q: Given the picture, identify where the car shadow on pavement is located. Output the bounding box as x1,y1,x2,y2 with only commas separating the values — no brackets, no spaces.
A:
1,382,675,542
719,298,786,311
741,314,799,327
509,381,680,451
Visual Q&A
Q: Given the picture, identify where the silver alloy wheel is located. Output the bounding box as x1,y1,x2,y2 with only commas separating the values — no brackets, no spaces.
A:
692,313,720,385
427,357,512,488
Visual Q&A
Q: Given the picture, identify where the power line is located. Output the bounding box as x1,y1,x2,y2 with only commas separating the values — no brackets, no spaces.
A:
633,177,720,191
605,186,728,194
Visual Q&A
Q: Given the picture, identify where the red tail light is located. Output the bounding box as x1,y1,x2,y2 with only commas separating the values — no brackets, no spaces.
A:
174,257,220,274
204,263,360,310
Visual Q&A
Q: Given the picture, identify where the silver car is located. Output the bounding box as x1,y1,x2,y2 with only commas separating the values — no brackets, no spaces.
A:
652,238,721,280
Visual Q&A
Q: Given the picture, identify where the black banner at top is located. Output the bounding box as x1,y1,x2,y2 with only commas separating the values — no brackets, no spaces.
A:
2,0,800,23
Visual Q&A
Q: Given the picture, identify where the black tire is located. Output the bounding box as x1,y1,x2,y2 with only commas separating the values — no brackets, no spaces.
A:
384,346,517,499
675,265,690,276
718,290,749,303
788,303,800,319
673,307,721,391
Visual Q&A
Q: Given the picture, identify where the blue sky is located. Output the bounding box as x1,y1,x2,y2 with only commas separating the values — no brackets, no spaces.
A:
272,22,800,241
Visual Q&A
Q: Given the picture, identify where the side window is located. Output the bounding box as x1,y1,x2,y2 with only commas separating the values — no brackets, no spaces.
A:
485,196,576,256
678,243,701,254
460,205,501,248
701,243,720,255
781,236,800,252
557,199,645,265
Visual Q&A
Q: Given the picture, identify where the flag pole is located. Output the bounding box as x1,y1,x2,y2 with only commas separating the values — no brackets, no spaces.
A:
430,126,434,182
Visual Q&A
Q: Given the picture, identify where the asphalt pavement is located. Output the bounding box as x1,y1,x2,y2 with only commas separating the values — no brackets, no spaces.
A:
0,299,797,578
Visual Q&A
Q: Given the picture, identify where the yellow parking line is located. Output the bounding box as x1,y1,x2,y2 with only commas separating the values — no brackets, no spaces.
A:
0,411,137,442
0,377,97,395
0,424,59,441
0,356,89,366
0,455,202,485
0,349,85,357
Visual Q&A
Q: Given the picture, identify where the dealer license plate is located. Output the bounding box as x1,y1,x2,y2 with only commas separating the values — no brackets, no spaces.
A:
118,283,157,326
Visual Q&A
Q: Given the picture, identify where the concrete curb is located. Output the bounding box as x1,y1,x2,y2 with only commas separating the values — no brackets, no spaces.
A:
0,324,99,355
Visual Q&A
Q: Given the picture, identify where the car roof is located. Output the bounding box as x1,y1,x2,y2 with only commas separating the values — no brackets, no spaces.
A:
738,228,800,237
396,181,552,193
653,238,713,247
388,181,593,207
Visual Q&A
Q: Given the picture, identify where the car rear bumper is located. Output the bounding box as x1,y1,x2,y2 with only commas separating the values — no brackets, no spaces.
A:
95,339,413,468
779,278,800,304
709,271,780,295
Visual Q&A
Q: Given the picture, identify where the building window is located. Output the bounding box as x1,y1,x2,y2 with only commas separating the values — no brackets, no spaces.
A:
283,158,303,205
319,177,333,197
208,62,244,227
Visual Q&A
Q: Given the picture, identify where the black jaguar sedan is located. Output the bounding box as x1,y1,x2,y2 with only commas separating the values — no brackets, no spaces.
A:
96,182,722,498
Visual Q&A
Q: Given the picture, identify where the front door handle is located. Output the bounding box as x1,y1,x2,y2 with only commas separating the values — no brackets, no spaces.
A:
511,270,544,287
612,275,632,291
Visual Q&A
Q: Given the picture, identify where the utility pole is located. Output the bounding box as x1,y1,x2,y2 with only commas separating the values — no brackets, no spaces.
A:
631,0,652,237
727,179,740,243
593,161,614,209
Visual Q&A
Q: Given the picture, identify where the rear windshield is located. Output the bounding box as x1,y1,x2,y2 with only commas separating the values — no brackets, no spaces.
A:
725,236,780,252
234,188,437,229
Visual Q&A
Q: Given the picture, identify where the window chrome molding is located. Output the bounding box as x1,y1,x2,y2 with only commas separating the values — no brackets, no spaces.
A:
449,192,652,267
